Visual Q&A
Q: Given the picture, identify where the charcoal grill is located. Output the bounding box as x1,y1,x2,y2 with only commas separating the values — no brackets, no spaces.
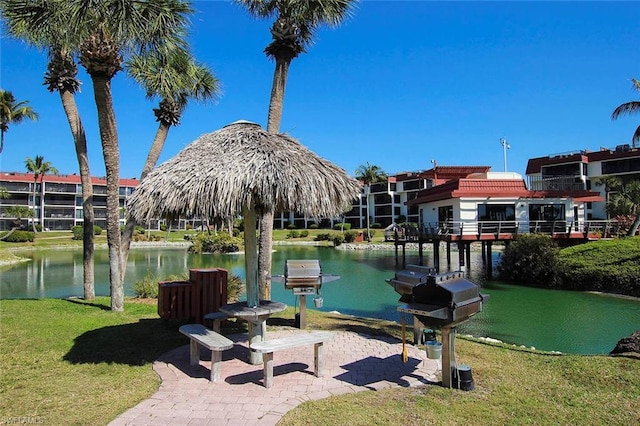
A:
272,260,340,329
386,266,488,389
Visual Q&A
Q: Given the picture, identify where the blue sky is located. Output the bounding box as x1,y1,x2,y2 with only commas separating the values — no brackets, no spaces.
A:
1,1,640,180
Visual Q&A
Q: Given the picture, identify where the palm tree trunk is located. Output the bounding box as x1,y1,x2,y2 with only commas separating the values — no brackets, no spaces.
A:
120,122,171,282
31,177,37,233
266,58,290,132
91,74,123,311
365,185,371,241
259,57,292,300
60,89,95,300
628,211,640,236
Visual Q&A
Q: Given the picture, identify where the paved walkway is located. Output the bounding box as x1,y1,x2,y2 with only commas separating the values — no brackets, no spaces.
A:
110,330,440,426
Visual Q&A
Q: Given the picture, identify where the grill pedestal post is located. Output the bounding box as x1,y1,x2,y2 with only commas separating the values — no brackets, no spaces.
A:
298,295,308,329
441,327,456,388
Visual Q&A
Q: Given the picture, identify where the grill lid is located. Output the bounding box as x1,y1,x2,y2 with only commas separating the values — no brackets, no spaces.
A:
388,266,488,327
271,259,340,288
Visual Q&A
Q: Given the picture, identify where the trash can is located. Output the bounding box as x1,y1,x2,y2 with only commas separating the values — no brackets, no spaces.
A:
452,364,475,391
422,329,436,344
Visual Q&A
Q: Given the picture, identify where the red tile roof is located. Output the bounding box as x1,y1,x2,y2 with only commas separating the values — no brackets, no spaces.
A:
409,178,603,205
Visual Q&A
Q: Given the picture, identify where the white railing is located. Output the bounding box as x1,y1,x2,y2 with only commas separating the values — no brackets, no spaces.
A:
385,220,622,240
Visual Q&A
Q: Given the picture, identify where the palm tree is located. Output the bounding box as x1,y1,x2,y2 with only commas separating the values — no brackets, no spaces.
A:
355,162,387,241
119,47,220,280
24,155,58,233
2,0,99,300
595,176,640,236
0,89,38,155
612,78,640,149
8,0,194,311
2,205,33,231
235,0,357,300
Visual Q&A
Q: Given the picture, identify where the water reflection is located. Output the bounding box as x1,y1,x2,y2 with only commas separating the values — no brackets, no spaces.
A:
1,245,639,354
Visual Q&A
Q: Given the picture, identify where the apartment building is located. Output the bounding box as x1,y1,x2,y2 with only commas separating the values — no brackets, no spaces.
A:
274,166,490,230
3,143,636,232
0,172,138,231
526,143,640,219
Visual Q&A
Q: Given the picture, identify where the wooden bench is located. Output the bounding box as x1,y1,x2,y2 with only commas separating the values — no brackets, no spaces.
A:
179,324,234,382
249,331,334,388
203,311,229,333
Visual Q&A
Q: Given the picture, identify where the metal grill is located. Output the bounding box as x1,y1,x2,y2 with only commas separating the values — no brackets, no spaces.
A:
386,266,488,389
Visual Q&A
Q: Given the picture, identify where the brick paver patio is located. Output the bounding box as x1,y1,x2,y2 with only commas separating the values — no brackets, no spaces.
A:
109,330,440,426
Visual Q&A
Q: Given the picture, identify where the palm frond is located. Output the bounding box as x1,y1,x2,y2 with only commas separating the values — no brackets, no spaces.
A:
611,101,640,120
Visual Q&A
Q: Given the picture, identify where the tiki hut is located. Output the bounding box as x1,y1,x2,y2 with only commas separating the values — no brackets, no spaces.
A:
127,120,362,309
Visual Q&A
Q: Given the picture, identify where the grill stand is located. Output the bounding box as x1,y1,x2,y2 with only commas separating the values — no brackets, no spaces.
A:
441,326,456,388
410,316,456,388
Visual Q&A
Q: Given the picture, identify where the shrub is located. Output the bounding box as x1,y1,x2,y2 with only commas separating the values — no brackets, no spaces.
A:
332,233,345,246
1,230,35,243
314,232,332,241
286,223,297,230
232,228,240,237
188,232,242,254
135,272,190,299
371,223,382,229
300,230,309,238
227,274,245,303
133,273,159,298
497,234,561,286
308,223,319,229
287,230,300,239
186,224,193,230
344,230,359,243
72,226,83,240
333,223,351,231
160,223,167,232
135,226,145,235
72,225,103,240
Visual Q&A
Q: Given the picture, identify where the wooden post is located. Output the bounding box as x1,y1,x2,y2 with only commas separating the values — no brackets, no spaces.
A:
441,327,455,388
486,241,493,279
314,342,324,377
242,206,262,365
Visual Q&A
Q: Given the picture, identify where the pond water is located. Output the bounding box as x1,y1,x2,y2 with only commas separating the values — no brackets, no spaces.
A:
1,245,638,355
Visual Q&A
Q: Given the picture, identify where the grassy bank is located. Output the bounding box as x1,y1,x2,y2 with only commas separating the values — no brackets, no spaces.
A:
1,298,638,425
0,228,386,251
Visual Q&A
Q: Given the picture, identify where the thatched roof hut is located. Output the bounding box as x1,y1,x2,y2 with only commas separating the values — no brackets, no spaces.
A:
127,121,361,307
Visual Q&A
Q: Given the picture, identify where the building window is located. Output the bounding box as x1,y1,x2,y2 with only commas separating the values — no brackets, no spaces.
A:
403,180,420,191
438,206,453,222
601,157,640,175
529,204,565,221
478,204,515,221
541,163,581,177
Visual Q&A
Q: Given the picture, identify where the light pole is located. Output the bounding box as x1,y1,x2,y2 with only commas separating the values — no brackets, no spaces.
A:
500,138,510,172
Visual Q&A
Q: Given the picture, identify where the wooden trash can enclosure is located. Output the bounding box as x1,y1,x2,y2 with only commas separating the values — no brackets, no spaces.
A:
158,268,228,324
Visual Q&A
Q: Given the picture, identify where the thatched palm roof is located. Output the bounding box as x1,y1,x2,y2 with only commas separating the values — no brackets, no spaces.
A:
127,121,361,222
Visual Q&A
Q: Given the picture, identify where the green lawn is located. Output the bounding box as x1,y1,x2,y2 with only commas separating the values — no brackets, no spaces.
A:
0,227,388,251
1,298,638,425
